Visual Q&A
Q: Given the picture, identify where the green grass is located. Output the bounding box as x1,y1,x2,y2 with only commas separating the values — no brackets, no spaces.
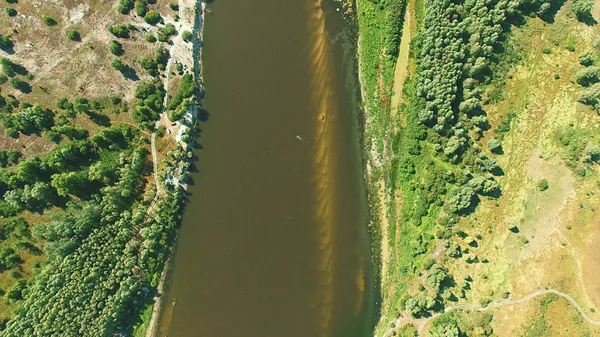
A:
132,298,154,337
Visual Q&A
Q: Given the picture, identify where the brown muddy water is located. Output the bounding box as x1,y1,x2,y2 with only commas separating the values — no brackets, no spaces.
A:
157,1,374,336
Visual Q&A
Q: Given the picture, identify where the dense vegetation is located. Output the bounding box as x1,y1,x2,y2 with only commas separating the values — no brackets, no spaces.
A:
0,0,203,335
358,0,583,333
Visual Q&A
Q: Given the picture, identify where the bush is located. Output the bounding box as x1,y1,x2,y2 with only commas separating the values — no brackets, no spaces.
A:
157,24,176,42
5,128,17,138
168,2,179,10
579,51,596,66
5,8,16,17
108,40,124,56
109,24,130,38
135,0,148,16
575,67,600,86
537,179,549,191
0,34,13,50
42,16,57,26
572,0,594,23
117,0,134,14
144,10,161,25
182,30,193,42
65,28,80,41
487,138,502,154
111,59,125,71
145,34,157,43
9,78,29,92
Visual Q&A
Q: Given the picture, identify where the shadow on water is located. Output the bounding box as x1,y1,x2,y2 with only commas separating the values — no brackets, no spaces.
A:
321,0,379,334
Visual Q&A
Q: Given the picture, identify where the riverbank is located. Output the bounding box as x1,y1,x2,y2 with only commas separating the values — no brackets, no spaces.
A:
140,0,206,336
353,0,409,335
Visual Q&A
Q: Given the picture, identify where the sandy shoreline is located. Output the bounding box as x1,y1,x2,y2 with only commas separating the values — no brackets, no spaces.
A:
144,1,206,336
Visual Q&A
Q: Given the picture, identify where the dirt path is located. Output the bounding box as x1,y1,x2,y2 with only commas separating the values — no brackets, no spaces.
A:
390,5,412,118
380,288,600,337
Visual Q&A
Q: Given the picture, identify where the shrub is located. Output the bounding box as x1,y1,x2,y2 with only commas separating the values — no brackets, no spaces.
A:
537,179,549,191
168,2,179,10
182,30,193,42
4,8,16,17
65,28,80,41
144,10,161,25
42,16,57,26
108,40,124,56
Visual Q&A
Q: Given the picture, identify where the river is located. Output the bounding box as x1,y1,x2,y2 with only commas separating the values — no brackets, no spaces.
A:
156,1,373,336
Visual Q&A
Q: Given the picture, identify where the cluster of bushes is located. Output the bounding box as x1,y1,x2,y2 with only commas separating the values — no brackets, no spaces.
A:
404,264,453,317
109,24,131,39
0,150,21,167
132,79,164,128
157,23,176,42
167,74,197,121
0,57,31,92
2,104,55,137
139,46,169,76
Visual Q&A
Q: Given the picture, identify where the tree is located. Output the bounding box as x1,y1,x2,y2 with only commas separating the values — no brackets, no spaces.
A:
579,51,596,66
145,34,157,43
573,0,594,23
144,10,161,25
537,179,549,191
135,0,148,16
487,138,502,154
108,40,124,56
4,8,16,17
0,34,13,50
9,78,29,92
109,24,130,38
43,15,57,26
65,28,80,41
111,59,125,71
182,30,193,42
117,0,134,14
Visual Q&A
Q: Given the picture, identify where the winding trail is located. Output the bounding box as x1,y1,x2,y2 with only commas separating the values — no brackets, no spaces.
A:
381,288,600,337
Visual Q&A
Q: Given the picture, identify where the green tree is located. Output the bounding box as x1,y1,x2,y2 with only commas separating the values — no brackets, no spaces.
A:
4,8,16,17
108,40,124,56
144,10,161,25
111,59,125,71
135,0,148,16
42,15,58,26
182,30,193,42
65,28,80,41
0,34,13,50
573,0,594,23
